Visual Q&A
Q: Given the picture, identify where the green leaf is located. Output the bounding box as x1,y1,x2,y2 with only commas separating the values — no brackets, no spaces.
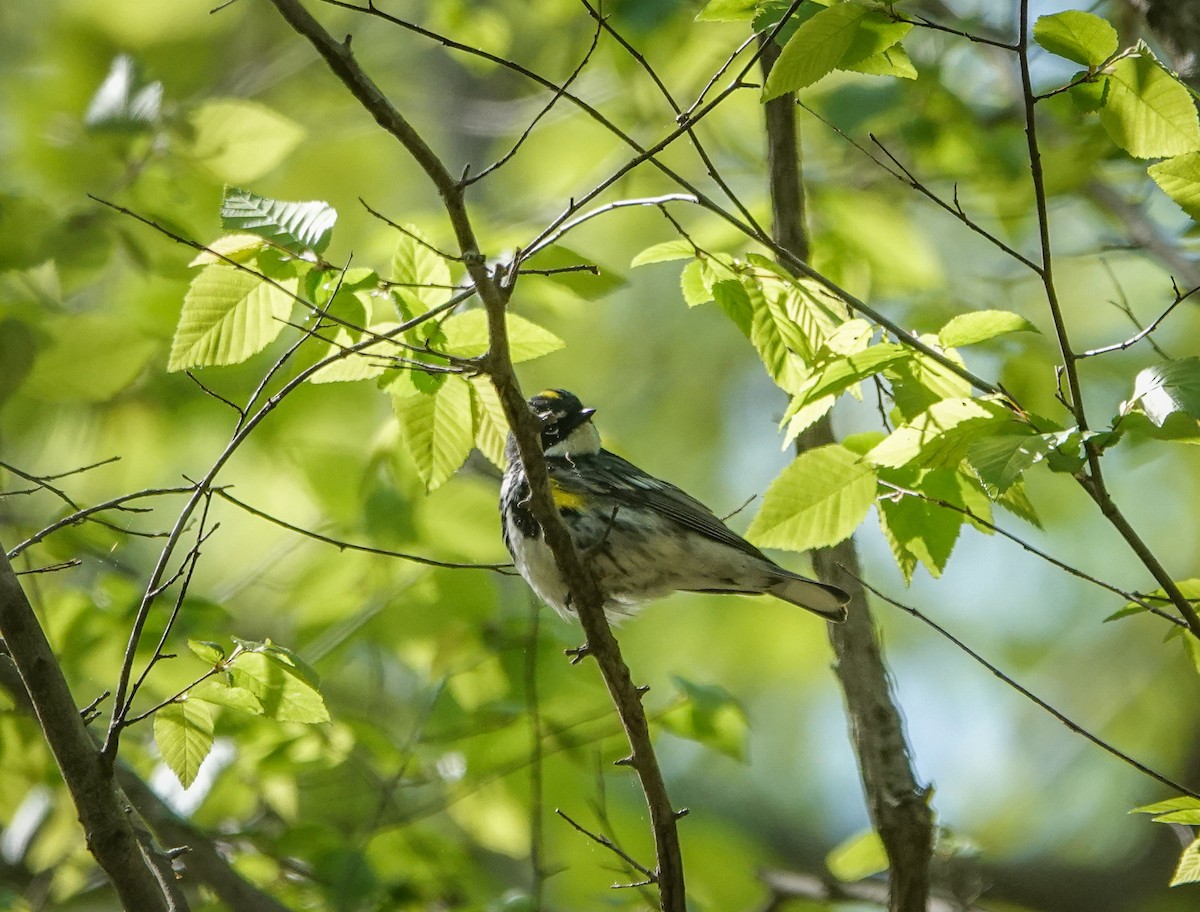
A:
790,343,911,410
188,233,267,267
1033,11,1118,67
631,239,696,267
154,699,214,788
440,310,564,362
681,259,714,307
695,0,758,22
838,10,911,70
394,373,475,492
1070,75,1110,112
84,54,162,132
967,430,1057,493
391,227,452,315
523,244,626,300
827,828,888,882
877,467,969,581
867,399,1015,469
190,99,306,184
1126,358,1200,426
938,310,1038,347
1149,152,1200,221
189,677,264,715
188,640,225,665
844,44,917,80
470,376,509,469
746,277,809,390
748,444,876,551
308,322,404,384
660,677,749,761
1172,838,1200,886
1099,53,1200,160
1132,796,1200,817
763,3,866,99
168,266,297,371
1114,579,1200,623
220,188,336,255
229,650,329,724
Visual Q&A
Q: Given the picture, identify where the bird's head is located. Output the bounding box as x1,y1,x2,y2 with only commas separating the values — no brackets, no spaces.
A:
528,389,600,457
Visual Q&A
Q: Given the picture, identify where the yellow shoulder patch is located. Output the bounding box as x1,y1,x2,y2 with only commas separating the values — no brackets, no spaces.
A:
550,479,587,511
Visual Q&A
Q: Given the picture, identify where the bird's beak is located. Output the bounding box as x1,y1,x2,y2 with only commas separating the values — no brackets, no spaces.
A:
580,408,596,422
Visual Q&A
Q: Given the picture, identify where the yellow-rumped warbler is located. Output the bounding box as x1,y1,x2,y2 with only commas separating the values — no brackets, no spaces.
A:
500,389,849,622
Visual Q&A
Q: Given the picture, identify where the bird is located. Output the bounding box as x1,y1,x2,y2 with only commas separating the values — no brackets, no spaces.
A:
499,389,850,623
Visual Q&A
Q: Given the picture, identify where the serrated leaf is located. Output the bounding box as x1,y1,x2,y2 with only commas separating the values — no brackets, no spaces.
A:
790,344,911,412
189,677,264,715
391,227,452,315
1033,11,1118,67
827,829,888,882
168,266,297,371
154,699,214,788
660,677,748,761
967,431,1054,493
1173,838,1200,886
440,310,564,362
188,640,225,665
221,187,337,255
308,322,404,384
889,345,973,421
746,278,808,390
470,375,509,469
877,467,968,581
1115,579,1200,623
748,444,876,551
938,310,1038,347
228,650,329,723
631,239,696,267
867,398,1014,469
764,3,865,98
1099,53,1200,160
190,99,306,184
188,233,267,267
1149,152,1200,221
84,54,162,132
394,373,474,491
838,11,911,70
1127,358,1200,426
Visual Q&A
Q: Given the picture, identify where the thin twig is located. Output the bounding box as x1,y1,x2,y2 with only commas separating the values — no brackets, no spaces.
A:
215,489,513,572
1078,283,1199,359
555,809,657,882
852,570,1200,801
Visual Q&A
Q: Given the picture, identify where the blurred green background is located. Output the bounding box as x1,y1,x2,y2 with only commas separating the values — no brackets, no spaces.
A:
2,0,1200,909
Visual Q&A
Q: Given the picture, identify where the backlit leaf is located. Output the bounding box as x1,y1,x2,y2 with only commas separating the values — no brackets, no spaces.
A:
1099,53,1200,160
154,699,214,788
168,266,297,371
1149,152,1200,221
1033,11,1118,67
748,444,876,551
190,99,306,183
394,373,475,491
938,310,1038,347
391,227,452,315
229,650,329,724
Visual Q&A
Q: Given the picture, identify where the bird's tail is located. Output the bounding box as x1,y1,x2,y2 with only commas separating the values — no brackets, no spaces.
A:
767,572,850,622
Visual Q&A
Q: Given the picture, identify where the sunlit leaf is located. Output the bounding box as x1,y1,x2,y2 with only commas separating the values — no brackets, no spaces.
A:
748,443,876,551
763,3,865,98
1098,53,1200,160
154,699,214,788
1149,152,1200,221
190,99,306,183
876,467,969,581
189,677,264,715
188,233,267,267
168,266,297,371
1172,838,1200,886
188,640,225,665
844,44,917,80
867,399,1015,469
391,226,452,315
1125,358,1200,426
1033,11,1118,67
631,239,695,267
440,310,564,362
221,187,337,255
394,373,475,491
695,0,758,22
229,650,329,724
470,376,509,469
826,828,888,882
938,310,1038,347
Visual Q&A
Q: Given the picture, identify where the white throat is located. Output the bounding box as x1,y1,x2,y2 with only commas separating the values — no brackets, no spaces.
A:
545,421,601,458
